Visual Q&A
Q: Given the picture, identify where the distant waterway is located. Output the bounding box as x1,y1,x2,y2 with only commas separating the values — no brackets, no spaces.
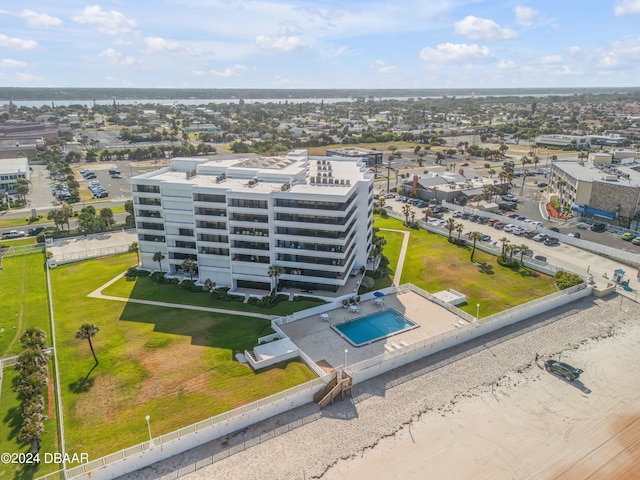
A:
7,93,580,108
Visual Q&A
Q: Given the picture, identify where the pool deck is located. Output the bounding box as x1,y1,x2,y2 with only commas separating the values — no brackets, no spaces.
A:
280,290,464,370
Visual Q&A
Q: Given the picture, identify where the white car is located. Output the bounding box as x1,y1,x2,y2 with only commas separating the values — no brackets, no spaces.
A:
452,211,464,218
513,228,525,236
503,224,516,232
531,221,543,227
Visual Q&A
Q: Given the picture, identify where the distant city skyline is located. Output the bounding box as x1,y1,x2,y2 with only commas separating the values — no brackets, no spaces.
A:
2,1,640,89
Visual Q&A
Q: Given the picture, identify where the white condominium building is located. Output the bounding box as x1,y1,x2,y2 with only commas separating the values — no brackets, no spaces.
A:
131,150,374,294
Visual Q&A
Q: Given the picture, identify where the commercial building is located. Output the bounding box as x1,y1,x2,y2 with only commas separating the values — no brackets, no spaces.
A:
399,172,506,205
131,150,374,294
0,157,30,194
549,159,640,227
326,147,383,166
536,134,589,149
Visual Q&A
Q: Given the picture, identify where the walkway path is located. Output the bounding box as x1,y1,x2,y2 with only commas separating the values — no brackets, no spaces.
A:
379,228,411,286
87,272,276,320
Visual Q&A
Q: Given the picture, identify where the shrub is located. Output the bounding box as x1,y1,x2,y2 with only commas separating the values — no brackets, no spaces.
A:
150,271,178,284
294,295,324,303
125,267,150,278
555,270,584,290
247,294,289,308
180,280,203,292
497,255,520,268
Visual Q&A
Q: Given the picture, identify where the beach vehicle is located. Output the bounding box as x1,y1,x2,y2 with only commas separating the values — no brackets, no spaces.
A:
545,360,583,381
621,232,636,241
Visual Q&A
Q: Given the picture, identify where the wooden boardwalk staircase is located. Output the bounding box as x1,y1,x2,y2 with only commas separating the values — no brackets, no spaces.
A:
314,369,353,409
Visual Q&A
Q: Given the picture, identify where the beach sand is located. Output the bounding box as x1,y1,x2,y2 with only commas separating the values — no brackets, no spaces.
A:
128,294,639,480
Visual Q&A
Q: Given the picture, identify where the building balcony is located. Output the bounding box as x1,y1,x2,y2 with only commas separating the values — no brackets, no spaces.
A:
167,246,197,255
193,200,226,209
198,240,230,249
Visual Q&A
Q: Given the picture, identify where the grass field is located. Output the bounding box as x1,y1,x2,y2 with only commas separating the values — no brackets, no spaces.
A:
103,275,325,316
374,216,557,317
51,253,317,458
371,223,407,290
0,237,38,248
0,253,50,358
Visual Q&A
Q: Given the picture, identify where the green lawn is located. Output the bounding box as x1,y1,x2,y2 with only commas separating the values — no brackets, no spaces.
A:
374,217,558,317
103,276,325,316
0,237,38,248
371,222,407,290
51,253,317,459
0,368,60,479
0,253,50,358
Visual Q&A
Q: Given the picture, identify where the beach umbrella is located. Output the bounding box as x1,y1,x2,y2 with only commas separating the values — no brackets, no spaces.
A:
373,291,385,297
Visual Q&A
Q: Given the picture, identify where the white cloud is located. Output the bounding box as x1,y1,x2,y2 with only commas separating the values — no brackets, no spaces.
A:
144,37,200,56
0,59,27,69
320,46,348,59
98,48,138,67
210,65,248,77
453,16,517,41
566,46,581,55
371,60,397,74
497,59,517,69
514,6,539,26
419,43,494,64
539,55,562,65
0,34,38,50
15,72,42,83
614,0,640,16
189,70,206,77
256,30,307,52
72,5,136,36
20,9,63,28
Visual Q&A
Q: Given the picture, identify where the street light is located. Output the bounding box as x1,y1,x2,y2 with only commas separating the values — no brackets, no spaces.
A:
145,415,154,448
476,303,480,321
344,349,348,369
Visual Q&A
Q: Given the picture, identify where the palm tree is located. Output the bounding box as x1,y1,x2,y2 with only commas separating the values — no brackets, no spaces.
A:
499,237,510,257
181,258,197,280
203,278,216,293
267,264,285,294
410,210,416,225
19,414,45,454
402,203,412,225
75,323,100,365
128,242,140,265
557,179,567,207
469,231,483,262
445,218,456,239
507,244,517,262
519,243,529,265
153,251,165,272
455,222,464,241
422,208,432,223
19,328,47,350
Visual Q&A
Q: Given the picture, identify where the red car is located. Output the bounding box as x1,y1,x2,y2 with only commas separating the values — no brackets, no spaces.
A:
461,162,469,166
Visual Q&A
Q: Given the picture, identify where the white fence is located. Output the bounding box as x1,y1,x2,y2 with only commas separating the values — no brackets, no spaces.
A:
51,244,131,265
2,243,45,257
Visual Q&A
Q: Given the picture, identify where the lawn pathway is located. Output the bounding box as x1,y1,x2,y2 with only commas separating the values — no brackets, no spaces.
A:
379,228,411,286
88,272,276,320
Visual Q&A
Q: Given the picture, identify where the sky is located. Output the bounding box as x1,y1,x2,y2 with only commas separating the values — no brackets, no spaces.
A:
1,1,640,89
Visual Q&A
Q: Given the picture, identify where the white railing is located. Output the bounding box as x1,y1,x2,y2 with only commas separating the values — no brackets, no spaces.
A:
52,244,131,265
3,243,45,257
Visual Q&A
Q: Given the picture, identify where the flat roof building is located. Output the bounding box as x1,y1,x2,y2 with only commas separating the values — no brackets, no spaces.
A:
0,157,29,195
326,147,383,166
131,150,374,295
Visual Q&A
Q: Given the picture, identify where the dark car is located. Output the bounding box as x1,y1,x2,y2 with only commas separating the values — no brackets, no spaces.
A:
27,227,45,236
549,227,560,232
590,223,606,232
545,360,583,381
544,237,559,246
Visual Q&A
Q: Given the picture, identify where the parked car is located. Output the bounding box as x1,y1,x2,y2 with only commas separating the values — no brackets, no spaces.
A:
532,255,547,262
108,169,121,175
2,230,26,239
549,227,560,233
533,234,548,242
27,227,45,236
590,223,606,232
524,230,537,238
544,237,560,246
622,232,636,241
480,234,491,242
577,224,588,230
502,194,518,202
460,162,469,166
544,360,583,381
568,232,581,238
538,182,548,188
452,211,463,218
632,237,640,245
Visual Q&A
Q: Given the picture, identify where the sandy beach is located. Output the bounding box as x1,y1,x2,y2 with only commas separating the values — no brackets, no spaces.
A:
128,294,640,480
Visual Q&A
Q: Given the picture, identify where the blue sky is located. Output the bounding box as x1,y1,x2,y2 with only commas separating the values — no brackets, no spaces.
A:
1,1,640,89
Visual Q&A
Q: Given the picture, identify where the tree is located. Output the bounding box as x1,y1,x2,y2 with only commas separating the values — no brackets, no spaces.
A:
402,203,412,225
153,251,166,272
124,199,135,227
203,278,216,293
267,264,285,293
499,237,510,256
469,231,483,262
14,178,30,202
445,217,456,239
99,207,114,227
74,323,100,365
519,243,529,264
19,414,45,454
181,258,197,280
422,208,432,223
455,222,464,241
129,242,139,264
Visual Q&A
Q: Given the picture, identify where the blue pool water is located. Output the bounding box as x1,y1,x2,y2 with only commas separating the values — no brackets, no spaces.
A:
332,309,417,346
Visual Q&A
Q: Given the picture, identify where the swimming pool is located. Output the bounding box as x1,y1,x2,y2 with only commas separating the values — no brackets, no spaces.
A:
332,309,418,346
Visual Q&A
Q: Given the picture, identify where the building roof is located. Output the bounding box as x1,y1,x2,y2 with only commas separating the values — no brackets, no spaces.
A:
553,161,640,186
0,157,29,175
